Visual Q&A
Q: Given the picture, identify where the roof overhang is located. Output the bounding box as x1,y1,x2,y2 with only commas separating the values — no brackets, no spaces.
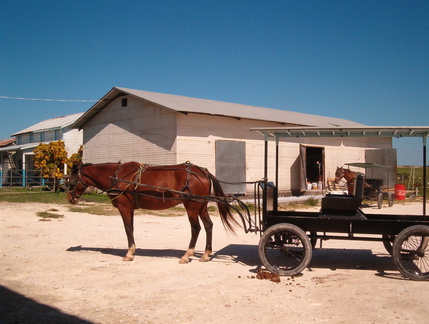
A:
0,143,41,153
71,88,127,130
251,125,429,215
250,126,429,139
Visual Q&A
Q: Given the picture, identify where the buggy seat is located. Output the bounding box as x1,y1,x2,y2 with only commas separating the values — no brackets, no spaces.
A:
321,173,365,217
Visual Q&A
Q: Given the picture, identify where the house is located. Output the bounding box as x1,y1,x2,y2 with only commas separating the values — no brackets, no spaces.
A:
0,112,83,186
71,87,395,195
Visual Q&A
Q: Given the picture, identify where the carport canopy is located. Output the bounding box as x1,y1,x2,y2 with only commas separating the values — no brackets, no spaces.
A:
250,126,429,215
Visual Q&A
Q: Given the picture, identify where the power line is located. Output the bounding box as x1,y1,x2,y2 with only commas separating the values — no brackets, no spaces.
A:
0,95,98,102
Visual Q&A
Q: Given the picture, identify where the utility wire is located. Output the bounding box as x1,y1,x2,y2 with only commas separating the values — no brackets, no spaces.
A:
0,96,98,102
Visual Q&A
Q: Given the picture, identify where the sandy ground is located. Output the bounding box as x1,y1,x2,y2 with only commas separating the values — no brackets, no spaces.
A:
1,199,429,324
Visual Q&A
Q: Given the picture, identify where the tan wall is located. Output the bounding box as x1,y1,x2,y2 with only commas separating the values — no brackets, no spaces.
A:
176,113,393,193
82,96,177,164
62,128,83,157
81,98,393,194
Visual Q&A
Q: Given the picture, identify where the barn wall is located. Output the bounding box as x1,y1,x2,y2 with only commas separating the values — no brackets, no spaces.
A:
62,128,82,157
82,96,177,164
176,113,290,192
81,96,394,195
176,113,393,193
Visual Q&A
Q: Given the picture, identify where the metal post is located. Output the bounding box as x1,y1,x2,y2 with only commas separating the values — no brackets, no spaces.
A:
423,135,427,216
22,155,26,187
263,134,269,219
264,134,268,180
275,137,279,187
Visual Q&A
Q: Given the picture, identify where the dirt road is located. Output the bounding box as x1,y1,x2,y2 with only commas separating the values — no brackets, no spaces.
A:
1,200,429,323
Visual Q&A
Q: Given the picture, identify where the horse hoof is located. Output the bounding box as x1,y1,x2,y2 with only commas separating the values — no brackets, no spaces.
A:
123,256,134,261
179,258,189,264
199,256,210,262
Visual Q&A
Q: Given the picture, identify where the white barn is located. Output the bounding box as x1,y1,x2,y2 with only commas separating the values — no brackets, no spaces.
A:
72,87,395,195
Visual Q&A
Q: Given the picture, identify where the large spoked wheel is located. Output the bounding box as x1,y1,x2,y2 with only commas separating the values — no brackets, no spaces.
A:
392,225,429,280
258,223,312,276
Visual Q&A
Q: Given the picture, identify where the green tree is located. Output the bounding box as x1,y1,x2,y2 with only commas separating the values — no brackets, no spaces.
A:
33,140,68,192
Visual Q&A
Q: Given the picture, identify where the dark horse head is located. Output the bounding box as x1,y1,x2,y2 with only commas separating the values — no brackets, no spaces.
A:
66,163,89,204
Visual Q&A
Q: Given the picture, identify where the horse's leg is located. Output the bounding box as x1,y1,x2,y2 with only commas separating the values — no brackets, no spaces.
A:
117,205,136,261
179,204,201,264
198,203,213,262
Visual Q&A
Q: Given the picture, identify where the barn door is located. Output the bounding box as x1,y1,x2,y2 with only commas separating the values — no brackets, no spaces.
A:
215,140,246,195
299,145,325,191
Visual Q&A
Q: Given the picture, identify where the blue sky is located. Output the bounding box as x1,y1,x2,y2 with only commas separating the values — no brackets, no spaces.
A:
1,1,428,165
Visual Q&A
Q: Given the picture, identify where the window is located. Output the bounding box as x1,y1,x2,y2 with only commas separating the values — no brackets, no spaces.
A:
29,133,34,143
54,129,60,140
121,98,128,107
40,132,45,142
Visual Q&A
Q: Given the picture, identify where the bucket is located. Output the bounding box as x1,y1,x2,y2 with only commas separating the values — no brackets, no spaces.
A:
394,184,406,200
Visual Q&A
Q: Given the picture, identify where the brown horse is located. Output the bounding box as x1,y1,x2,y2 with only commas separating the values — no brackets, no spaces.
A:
335,166,370,195
67,161,240,264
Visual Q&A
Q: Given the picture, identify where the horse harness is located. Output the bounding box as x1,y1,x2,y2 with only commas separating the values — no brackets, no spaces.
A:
107,162,210,208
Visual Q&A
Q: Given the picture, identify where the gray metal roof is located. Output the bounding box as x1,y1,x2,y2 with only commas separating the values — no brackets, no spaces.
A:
250,126,429,139
0,142,41,153
12,112,84,136
71,87,364,130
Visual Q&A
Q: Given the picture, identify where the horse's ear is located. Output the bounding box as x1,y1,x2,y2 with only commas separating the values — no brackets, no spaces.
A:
71,163,81,174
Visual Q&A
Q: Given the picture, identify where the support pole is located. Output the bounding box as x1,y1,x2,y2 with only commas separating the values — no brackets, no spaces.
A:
275,137,279,187
423,135,427,216
263,134,269,219
264,134,268,180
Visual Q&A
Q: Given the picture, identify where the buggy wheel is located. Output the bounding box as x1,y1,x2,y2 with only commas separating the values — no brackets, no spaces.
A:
258,223,312,276
382,234,395,254
388,192,394,207
392,225,429,280
377,192,383,209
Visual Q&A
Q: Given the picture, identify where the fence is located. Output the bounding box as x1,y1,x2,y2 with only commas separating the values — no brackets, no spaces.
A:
0,169,54,188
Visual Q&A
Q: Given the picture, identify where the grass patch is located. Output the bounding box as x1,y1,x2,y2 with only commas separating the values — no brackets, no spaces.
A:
305,197,319,206
69,204,119,216
0,187,68,203
37,209,64,220
68,203,186,217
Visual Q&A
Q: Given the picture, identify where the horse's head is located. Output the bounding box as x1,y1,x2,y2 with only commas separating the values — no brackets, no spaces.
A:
334,167,344,184
66,163,88,204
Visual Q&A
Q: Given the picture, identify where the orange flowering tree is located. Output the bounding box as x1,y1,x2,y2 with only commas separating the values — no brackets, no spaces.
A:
66,145,83,171
33,140,68,192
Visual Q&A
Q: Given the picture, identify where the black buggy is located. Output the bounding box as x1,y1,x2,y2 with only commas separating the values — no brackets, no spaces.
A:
242,126,429,280
345,162,394,209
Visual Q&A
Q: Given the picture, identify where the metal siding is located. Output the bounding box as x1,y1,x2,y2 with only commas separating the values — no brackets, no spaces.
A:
83,97,176,164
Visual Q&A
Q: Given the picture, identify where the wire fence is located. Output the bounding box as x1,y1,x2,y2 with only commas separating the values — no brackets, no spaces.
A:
0,169,55,188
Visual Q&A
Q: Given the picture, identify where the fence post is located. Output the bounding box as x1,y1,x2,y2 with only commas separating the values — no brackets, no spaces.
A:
0,168,2,188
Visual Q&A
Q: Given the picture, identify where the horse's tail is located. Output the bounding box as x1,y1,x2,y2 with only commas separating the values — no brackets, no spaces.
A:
208,172,241,234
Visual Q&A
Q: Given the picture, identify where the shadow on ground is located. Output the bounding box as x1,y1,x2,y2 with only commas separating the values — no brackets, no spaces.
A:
0,285,92,324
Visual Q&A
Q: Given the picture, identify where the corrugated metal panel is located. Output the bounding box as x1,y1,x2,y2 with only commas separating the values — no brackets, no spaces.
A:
251,126,429,138
72,87,364,130
0,138,15,147
13,112,84,136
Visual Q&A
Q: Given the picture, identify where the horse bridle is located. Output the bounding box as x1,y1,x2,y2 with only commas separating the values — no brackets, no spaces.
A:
68,165,89,201
334,167,344,184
